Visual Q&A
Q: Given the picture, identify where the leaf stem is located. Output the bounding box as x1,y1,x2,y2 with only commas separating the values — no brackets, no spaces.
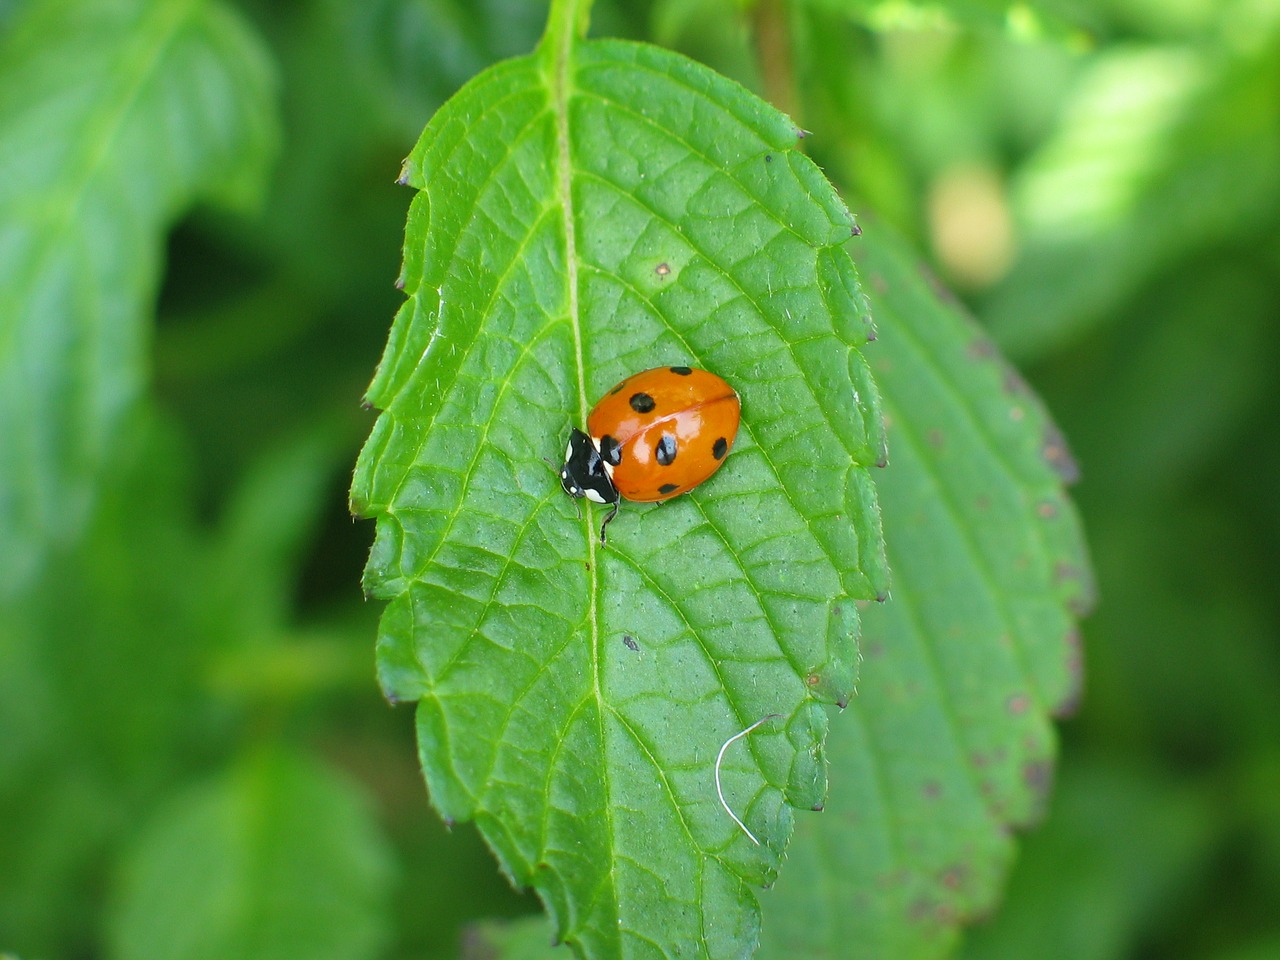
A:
541,0,593,57
752,0,801,125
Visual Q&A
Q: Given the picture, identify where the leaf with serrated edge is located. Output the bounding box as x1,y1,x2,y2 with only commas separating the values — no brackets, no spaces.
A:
0,0,276,596
350,1,886,957
755,224,1094,959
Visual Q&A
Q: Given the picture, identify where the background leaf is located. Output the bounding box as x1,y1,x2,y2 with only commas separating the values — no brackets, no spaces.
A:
0,0,277,596
105,749,393,960
350,3,887,956
754,223,1092,959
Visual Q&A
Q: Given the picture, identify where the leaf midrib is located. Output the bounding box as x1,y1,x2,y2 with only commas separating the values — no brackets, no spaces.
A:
546,0,621,946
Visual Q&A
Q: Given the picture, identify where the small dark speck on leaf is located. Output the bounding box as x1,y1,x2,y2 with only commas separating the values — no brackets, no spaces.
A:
922,780,942,799
1007,693,1030,715
765,153,773,162
1038,501,1058,520
623,635,639,652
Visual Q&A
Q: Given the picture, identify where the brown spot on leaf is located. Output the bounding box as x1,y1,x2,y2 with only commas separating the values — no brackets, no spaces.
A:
941,864,969,891
1042,422,1080,482
655,262,670,277
1023,760,1055,822
967,337,998,360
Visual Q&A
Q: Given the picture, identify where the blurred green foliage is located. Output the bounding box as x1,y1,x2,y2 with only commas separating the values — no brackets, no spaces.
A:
1,0,1277,958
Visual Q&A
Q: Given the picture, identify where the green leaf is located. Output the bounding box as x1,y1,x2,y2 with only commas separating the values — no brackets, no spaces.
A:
350,1,887,956
105,750,393,960
0,414,359,954
0,0,277,597
755,224,1093,959
982,42,1280,360
957,762,1216,960
465,917,565,960
796,0,1080,37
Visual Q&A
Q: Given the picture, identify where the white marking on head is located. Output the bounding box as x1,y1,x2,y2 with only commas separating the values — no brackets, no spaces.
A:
585,488,606,503
561,470,568,479
602,460,615,479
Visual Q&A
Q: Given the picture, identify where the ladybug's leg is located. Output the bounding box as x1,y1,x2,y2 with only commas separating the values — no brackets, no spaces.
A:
598,502,620,545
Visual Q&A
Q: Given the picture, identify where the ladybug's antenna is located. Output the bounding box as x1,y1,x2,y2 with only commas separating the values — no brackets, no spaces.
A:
598,503,619,545
714,714,783,846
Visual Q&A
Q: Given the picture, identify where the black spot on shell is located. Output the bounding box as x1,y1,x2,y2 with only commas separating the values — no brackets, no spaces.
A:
655,434,677,465
630,392,655,413
712,437,727,460
600,435,621,466
670,365,692,375
658,483,678,495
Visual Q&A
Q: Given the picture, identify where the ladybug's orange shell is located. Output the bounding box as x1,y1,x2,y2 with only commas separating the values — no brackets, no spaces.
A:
587,367,740,503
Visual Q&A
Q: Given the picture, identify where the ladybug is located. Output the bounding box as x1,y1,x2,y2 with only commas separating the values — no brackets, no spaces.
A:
560,365,741,544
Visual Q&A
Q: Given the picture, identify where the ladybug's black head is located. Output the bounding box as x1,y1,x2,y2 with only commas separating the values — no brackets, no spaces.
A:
560,428,619,506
